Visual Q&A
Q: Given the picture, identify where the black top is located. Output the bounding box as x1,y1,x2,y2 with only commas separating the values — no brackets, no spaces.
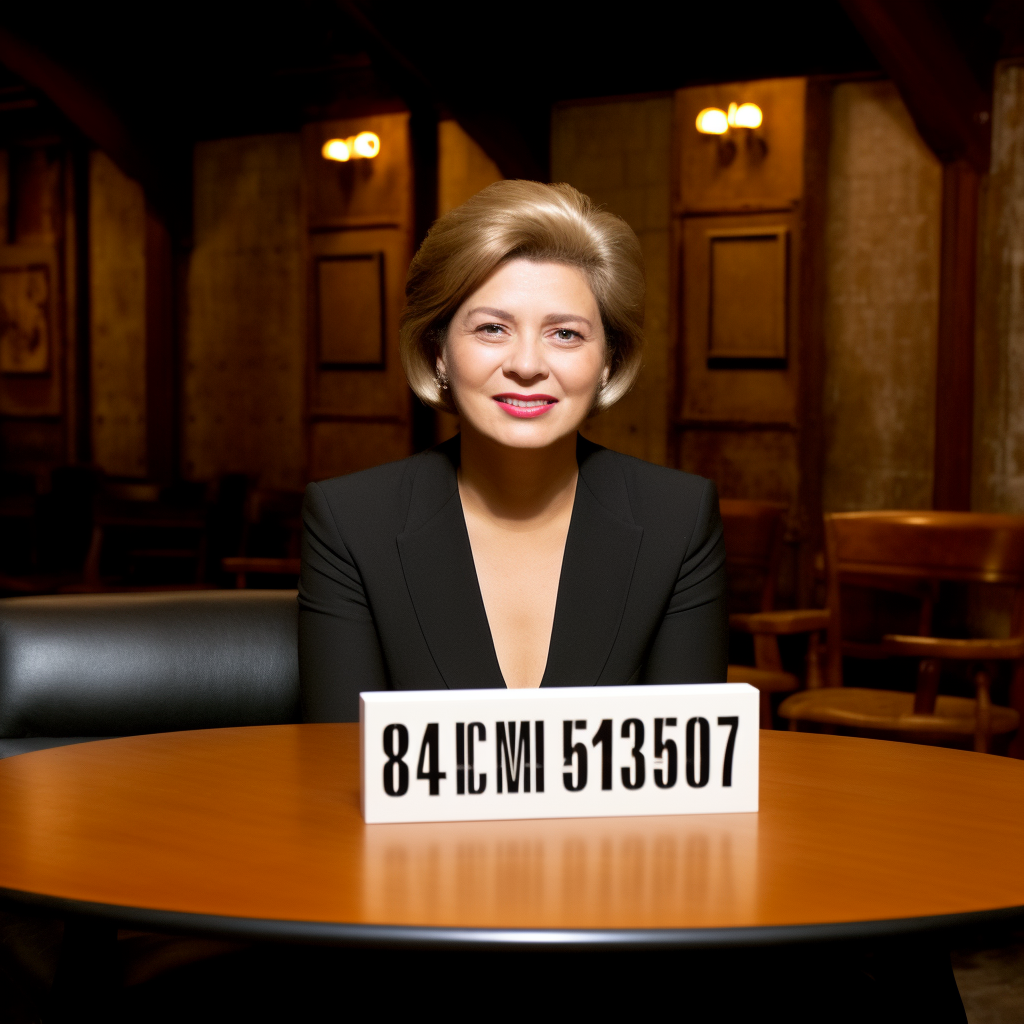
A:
298,435,727,722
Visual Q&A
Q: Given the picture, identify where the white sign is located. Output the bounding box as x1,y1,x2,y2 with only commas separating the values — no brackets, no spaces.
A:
360,684,758,824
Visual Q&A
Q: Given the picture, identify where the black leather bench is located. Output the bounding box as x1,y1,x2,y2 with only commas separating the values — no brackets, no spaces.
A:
0,591,299,758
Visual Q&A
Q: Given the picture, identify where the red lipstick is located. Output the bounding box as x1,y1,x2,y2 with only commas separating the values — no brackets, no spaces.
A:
493,393,557,418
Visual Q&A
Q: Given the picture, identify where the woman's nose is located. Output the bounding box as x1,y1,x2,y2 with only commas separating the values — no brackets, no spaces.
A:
502,333,547,383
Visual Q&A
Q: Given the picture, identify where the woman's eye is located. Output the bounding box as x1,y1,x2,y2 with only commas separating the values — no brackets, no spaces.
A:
554,328,581,341
478,323,506,336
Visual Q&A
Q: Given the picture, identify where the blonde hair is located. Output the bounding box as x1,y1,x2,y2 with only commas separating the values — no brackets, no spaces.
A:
400,180,645,414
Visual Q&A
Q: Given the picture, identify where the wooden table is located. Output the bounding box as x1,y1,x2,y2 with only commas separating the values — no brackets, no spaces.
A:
0,725,1021,948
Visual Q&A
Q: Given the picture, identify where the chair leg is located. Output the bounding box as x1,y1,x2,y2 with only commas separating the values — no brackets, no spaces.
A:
754,634,783,672
788,717,799,732
973,666,992,754
82,526,103,587
1009,659,1024,759
760,691,772,730
913,658,941,715
805,631,823,690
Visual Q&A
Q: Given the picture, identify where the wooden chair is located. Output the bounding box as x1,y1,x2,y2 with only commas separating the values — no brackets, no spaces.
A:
779,512,1023,754
221,488,303,588
720,500,828,727
76,480,210,589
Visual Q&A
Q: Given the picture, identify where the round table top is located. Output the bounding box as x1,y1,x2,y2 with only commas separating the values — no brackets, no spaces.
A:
0,724,1021,948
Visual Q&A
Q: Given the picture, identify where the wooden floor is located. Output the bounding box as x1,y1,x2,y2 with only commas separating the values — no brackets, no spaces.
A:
952,933,1024,1024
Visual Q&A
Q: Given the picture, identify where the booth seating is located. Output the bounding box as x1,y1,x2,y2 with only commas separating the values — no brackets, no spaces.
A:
0,591,300,759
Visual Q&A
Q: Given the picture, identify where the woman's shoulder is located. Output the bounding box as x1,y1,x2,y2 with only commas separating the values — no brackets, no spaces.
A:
577,436,717,520
304,439,458,539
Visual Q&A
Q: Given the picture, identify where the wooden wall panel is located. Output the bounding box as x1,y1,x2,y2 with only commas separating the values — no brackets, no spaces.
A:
672,77,826,604
437,120,502,217
0,145,70,476
674,80,806,215
551,96,674,466
821,82,942,513
434,119,504,444
183,135,306,491
708,230,788,360
677,210,799,425
302,114,414,482
12,146,62,245
0,151,7,241
307,227,410,424
89,150,147,478
316,254,384,367
0,245,61,417
304,114,411,230
309,420,411,479
679,429,799,504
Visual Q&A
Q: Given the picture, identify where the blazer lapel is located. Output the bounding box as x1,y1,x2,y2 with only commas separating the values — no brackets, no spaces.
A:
542,438,643,687
397,440,505,690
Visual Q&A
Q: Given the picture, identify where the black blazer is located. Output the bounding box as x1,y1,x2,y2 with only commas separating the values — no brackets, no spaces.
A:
299,435,727,722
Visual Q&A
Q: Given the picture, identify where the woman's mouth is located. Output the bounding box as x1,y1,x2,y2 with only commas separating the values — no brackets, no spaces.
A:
493,394,557,418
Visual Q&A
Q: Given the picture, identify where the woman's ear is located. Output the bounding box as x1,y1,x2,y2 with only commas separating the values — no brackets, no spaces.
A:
600,363,611,388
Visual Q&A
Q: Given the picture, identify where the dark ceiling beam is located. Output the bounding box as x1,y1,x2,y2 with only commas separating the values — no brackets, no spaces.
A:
840,0,991,172
0,26,157,190
334,0,544,181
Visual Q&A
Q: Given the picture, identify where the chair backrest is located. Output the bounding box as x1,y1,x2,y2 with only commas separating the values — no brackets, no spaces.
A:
719,499,788,612
823,511,1024,685
0,590,300,754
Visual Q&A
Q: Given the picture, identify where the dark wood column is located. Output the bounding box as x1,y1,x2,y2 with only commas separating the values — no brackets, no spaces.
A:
145,206,176,482
933,159,980,510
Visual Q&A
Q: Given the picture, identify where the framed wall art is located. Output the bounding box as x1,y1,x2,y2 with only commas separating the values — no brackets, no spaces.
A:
0,263,51,374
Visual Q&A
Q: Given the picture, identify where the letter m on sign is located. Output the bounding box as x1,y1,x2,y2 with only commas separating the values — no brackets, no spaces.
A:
496,722,531,793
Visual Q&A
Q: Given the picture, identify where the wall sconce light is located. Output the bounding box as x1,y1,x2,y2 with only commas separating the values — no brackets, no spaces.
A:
695,103,765,165
695,103,763,134
321,131,381,162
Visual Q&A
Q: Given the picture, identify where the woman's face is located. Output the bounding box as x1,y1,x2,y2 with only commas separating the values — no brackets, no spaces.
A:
440,259,609,450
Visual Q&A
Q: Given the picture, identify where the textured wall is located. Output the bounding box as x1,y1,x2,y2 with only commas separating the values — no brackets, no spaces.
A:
89,151,147,478
822,82,942,512
435,121,503,443
184,135,305,490
551,96,673,466
974,61,1024,514
438,120,502,216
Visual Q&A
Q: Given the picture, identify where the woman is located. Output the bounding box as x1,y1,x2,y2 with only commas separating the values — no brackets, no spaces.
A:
299,179,727,721
301,181,965,1023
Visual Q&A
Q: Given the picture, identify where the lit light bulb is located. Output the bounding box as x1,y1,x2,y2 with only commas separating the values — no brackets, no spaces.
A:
695,108,729,135
322,138,351,162
353,131,381,158
728,102,763,129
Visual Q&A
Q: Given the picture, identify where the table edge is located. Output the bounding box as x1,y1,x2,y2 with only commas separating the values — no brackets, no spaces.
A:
2,887,1021,949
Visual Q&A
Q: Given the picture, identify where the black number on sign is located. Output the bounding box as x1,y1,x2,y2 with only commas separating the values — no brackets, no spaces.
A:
416,723,447,795
654,717,677,789
591,719,613,790
621,718,645,790
686,717,710,788
383,724,409,797
718,716,739,786
563,720,588,792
